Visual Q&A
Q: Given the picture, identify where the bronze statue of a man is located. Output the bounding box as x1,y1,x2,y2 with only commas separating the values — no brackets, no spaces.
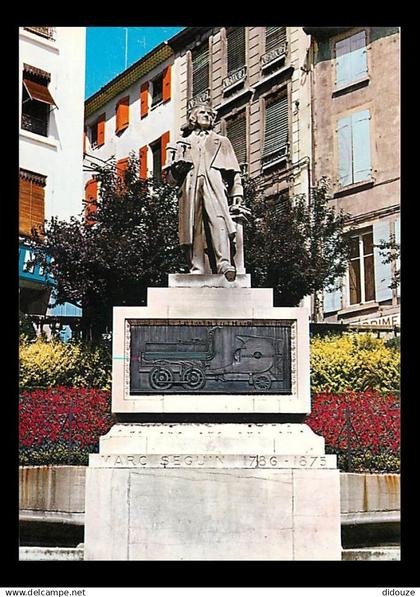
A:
165,103,249,282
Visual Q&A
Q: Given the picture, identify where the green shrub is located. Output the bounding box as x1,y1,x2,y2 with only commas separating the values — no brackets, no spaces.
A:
19,336,112,390
310,333,400,395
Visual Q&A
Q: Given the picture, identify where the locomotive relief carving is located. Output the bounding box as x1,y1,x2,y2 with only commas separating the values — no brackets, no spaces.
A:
129,321,292,394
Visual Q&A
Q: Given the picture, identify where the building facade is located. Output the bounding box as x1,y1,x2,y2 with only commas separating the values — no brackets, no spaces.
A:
304,27,400,327
19,26,85,328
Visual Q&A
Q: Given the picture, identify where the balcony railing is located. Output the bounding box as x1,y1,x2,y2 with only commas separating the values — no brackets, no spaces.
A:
261,42,288,70
21,113,48,137
187,88,211,112
24,27,56,41
222,65,247,93
261,145,289,170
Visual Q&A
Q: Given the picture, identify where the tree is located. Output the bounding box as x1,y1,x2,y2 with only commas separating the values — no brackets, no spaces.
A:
29,154,184,343
243,176,352,307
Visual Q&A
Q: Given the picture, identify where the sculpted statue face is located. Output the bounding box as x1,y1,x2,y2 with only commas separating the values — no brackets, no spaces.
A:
189,105,216,130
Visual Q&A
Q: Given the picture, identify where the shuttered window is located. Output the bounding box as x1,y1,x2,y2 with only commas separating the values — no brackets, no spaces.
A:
227,27,246,74
192,42,209,96
336,31,368,87
338,110,372,187
115,96,129,133
348,228,378,306
265,26,287,52
19,174,45,237
263,94,288,159
226,111,247,166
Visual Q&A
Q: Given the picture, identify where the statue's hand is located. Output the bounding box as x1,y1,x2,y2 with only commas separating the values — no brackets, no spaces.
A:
229,200,252,224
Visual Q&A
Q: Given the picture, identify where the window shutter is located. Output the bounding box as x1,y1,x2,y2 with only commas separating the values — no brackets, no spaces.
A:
84,179,98,224
116,96,129,133
192,42,209,96
395,218,400,297
323,281,342,313
227,27,246,73
140,82,149,118
336,36,352,87
350,31,368,81
139,146,148,179
337,115,352,187
162,66,172,103
226,112,247,165
19,178,45,237
265,26,286,53
263,94,288,157
161,131,170,167
352,110,371,183
97,113,105,146
116,158,129,181
373,221,393,302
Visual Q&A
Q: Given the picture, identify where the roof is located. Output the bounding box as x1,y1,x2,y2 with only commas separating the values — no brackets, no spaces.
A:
85,41,173,119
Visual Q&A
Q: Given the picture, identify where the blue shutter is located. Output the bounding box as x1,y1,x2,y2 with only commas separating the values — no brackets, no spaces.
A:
352,110,371,183
395,218,400,297
336,37,352,87
373,221,393,302
350,31,368,81
338,115,352,187
323,281,342,314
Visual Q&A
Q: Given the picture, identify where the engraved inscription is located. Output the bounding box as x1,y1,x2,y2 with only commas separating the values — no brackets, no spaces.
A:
129,321,292,394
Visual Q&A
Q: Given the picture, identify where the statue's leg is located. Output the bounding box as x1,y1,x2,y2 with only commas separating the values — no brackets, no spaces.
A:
190,178,206,274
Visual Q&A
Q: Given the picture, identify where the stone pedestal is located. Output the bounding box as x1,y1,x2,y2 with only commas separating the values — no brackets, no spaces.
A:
84,423,341,560
84,280,342,560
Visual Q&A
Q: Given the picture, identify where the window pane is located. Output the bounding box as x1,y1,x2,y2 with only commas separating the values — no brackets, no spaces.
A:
151,143,162,181
152,75,163,106
362,231,373,256
364,254,375,302
349,259,361,305
349,237,360,259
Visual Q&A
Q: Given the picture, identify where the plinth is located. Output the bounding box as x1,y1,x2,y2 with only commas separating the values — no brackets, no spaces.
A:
84,276,342,560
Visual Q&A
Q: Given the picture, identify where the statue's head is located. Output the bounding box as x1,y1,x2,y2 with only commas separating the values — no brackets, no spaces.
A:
188,103,217,131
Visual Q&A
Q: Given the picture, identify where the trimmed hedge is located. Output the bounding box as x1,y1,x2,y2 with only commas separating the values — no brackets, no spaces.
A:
19,336,112,390
310,333,400,395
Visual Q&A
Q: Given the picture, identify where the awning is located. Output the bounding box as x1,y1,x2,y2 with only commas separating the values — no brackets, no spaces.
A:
23,78,57,107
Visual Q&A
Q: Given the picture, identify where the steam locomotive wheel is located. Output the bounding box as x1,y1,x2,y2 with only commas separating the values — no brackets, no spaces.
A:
183,367,205,390
150,366,174,390
253,374,272,391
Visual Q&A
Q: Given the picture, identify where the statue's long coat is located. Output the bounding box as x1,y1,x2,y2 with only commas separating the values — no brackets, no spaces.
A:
173,130,244,246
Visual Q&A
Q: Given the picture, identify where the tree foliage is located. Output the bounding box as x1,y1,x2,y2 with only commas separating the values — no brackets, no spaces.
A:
242,176,352,306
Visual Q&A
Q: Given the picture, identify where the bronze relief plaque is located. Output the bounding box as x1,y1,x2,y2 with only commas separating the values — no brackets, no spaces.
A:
129,320,292,394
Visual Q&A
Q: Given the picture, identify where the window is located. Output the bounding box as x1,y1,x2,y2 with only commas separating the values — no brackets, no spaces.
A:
150,139,162,181
19,170,46,237
152,73,163,107
335,30,368,88
265,26,287,53
337,109,372,187
262,94,289,168
227,27,246,74
226,111,247,168
348,229,375,305
21,66,56,137
89,114,105,148
192,42,209,97
115,96,129,134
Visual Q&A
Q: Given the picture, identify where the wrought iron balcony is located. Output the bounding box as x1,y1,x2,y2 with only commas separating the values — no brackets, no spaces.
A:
222,65,247,93
261,145,289,170
21,113,48,137
187,88,211,112
24,27,56,41
261,42,288,70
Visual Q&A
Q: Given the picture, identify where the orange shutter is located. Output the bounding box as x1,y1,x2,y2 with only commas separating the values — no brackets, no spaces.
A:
116,96,129,133
162,65,172,103
116,158,129,181
19,178,45,237
139,146,148,180
140,82,149,119
161,131,170,168
84,179,98,224
97,114,106,146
